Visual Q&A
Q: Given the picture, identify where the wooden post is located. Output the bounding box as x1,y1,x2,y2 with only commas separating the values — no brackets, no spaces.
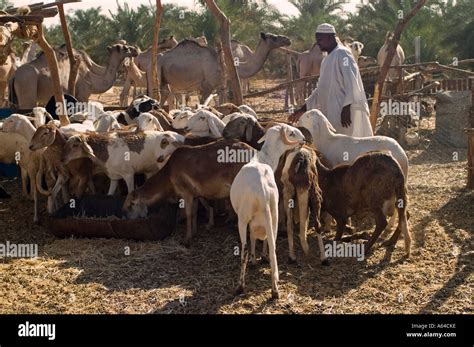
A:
467,129,474,189
288,53,295,107
204,0,243,105
36,24,70,126
150,0,163,101
414,36,421,64
57,2,78,96
369,0,428,131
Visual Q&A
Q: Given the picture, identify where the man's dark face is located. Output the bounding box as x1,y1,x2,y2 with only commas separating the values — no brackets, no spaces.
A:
316,33,336,52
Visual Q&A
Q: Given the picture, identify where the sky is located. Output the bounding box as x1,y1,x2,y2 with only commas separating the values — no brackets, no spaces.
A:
9,0,361,27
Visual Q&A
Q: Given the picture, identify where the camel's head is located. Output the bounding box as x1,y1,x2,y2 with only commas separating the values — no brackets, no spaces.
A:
107,43,139,59
260,32,291,49
158,35,178,50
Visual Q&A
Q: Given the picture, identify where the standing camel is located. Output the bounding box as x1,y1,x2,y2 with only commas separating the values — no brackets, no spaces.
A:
9,43,138,108
377,32,405,81
119,36,178,106
153,32,291,106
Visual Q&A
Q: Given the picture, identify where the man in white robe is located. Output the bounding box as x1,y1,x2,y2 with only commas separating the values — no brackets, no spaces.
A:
289,23,373,137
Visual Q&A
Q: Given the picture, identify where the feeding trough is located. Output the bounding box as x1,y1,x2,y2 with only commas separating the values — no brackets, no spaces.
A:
47,195,178,241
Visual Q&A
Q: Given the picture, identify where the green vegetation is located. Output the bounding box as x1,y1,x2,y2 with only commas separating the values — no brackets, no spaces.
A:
1,0,472,68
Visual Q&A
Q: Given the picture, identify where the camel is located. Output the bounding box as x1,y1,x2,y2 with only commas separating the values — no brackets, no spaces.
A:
377,32,405,81
20,40,38,65
0,52,16,107
9,43,138,108
120,36,179,106
293,43,325,105
154,32,291,106
230,40,254,93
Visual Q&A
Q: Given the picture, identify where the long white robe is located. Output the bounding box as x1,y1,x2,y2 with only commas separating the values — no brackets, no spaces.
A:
306,45,373,137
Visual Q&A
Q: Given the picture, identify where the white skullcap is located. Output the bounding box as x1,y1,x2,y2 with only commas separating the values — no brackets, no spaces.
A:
316,23,336,34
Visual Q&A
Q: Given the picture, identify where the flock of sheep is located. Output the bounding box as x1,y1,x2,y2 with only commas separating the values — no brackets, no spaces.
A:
0,96,411,299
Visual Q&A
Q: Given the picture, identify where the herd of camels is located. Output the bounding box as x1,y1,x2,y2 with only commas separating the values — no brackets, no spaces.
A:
2,31,404,109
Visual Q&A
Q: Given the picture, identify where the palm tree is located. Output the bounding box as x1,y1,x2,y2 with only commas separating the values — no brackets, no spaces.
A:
280,0,346,51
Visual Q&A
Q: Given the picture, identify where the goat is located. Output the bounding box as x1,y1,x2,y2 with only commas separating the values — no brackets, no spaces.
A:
275,145,327,264
297,109,409,231
63,130,185,194
222,114,265,150
230,124,306,299
123,138,255,246
316,151,411,256
184,109,225,138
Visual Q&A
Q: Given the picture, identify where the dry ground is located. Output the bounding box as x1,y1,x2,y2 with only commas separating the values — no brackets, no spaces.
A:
0,81,472,314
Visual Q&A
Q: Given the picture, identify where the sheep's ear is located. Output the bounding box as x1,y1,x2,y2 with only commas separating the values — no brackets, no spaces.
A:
360,43,364,50
208,117,222,138
81,141,96,158
245,120,253,142
260,32,266,40
152,117,163,131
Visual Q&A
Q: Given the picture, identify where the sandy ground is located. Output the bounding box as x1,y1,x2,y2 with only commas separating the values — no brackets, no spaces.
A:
0,81,472,314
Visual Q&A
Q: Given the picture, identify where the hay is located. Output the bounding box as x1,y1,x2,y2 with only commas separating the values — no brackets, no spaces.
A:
0,83,472,314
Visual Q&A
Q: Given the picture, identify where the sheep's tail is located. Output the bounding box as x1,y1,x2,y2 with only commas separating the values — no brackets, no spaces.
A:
36,156,51,196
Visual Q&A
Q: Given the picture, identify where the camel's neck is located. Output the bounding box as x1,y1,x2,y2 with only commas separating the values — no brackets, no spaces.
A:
89,53,123,93
236,39,272,79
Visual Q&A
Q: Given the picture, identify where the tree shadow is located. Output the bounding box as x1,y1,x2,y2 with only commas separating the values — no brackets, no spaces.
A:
416,189,473,313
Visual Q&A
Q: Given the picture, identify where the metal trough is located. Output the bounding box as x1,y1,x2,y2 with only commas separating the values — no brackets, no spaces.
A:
47,195,178,241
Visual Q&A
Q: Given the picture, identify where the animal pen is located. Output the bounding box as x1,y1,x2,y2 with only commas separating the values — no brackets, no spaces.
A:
0,0,472,325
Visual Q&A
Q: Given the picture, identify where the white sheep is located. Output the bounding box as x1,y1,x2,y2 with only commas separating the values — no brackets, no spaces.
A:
222,112,257,125
94,112,122,132
171,109,195,130
135,112,164,131
60,119,96,134
238,104,257,118
297,109,409,230
184,109,225,138
1,114,44,221
230,123,306,299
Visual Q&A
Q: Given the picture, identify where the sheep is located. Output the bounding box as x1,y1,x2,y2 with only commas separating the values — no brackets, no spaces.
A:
1,114,44,221
215,103,240,117
184,109,225,138
59,120,95,135
238,104,257,118
171,109,195,130
94,112,122,132
123,138,255,246
214,103,257,119
94,112,164,133
222,111,257,125
63,130,185,195
297,109,409,231
135,112,164,131
230,124,306,299
115,95,160,125
2,114,40,193
222,114,265,150
275,145,327,264
29,123,97,214
316,151,411,256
